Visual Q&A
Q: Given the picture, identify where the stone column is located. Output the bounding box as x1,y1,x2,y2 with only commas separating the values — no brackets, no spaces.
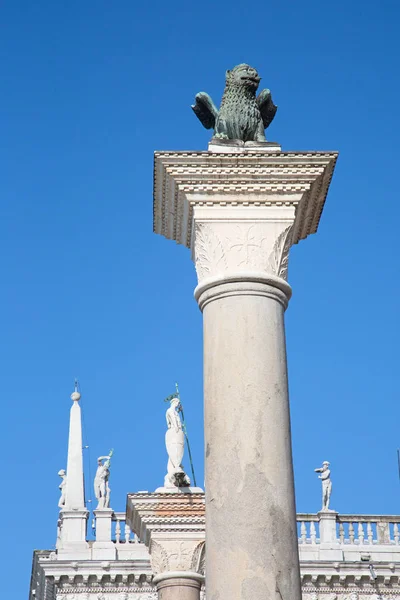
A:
153,145,337,600
126,492,205,600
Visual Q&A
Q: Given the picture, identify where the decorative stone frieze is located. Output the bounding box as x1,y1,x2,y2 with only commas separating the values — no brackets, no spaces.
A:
54,587,157,598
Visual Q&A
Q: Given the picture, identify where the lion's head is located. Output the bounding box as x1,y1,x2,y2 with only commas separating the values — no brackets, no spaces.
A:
225,64,261,90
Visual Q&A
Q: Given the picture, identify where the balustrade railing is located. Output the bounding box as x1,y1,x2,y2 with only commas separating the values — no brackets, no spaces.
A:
104,510,400,547
111,511,138,544
297,513,400,545
297,514,320,544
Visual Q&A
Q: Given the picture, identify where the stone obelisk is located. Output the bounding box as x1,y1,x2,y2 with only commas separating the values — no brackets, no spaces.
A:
58,386,89,558
154,65,337,600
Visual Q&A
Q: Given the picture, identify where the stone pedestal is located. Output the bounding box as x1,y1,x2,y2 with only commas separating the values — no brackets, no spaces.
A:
57,509,89,559
319,511,338,544
126,492,205,600
318,510,343,561
153,147,337,600
92,509,117,559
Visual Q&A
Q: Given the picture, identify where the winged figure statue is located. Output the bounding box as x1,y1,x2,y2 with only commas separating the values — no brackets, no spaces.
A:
192,64,277,143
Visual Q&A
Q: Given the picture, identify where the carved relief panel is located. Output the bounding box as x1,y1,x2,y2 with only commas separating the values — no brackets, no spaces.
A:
194,222,293,283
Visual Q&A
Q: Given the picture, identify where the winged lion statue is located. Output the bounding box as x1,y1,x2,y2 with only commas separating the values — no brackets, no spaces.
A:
192,64,277,143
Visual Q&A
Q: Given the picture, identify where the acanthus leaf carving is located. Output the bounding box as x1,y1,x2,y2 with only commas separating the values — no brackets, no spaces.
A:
268,226,293,280
191,540,206,575
194,222,294,282
194,223,227,281
149,540,169,575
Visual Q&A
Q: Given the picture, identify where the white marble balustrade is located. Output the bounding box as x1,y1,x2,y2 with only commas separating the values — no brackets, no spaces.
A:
107,510,400,548
297,513,400,545
111,512,139,544
297,514,320,544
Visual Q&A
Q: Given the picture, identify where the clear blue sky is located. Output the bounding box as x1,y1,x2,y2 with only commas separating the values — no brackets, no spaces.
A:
1,1,399,596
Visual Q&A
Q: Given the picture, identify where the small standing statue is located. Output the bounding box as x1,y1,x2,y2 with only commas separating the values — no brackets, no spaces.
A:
94,450,113,509
192,63,277,143
164,397,191,488
314,461,332,511
58,469,67,508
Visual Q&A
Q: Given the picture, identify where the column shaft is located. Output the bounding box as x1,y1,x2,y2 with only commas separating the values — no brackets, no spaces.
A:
154,574,202,600
197,275,301,600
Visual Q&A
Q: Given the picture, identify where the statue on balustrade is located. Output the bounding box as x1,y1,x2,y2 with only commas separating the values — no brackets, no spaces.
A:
314,460,332,511
192,63,277,143
58,469,67,508
164,397,191,488
94,450,113,509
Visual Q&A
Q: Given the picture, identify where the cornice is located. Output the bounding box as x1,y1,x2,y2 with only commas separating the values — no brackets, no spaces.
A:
153,150,338,255
126,494,205,536
41,559,152,581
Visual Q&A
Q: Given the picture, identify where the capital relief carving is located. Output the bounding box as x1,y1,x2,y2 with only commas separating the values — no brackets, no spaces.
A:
194,223,227,281
194,222,293,283
149,538,205,575
191,541,206,575
149,540,169,574
268,226,293,280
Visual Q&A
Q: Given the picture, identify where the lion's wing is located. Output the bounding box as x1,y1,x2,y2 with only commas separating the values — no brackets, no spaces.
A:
191,92,218,130
257,89,277,129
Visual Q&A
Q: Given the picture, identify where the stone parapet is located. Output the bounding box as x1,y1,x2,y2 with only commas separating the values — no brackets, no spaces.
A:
298,513,400,563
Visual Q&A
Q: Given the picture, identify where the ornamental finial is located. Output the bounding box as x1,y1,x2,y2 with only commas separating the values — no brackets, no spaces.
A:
70,379,81,402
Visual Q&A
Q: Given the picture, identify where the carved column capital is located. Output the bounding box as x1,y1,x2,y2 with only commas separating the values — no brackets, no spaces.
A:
126,492,205,577
194,219,294,284
127,492,205,600
154,149,338,287
150,538,205,576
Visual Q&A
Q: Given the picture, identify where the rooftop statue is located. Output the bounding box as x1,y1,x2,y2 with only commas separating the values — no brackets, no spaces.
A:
58,469,67,508
164,397,191,488
314,460,332,511
192,63,277,143
94,450,113,509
